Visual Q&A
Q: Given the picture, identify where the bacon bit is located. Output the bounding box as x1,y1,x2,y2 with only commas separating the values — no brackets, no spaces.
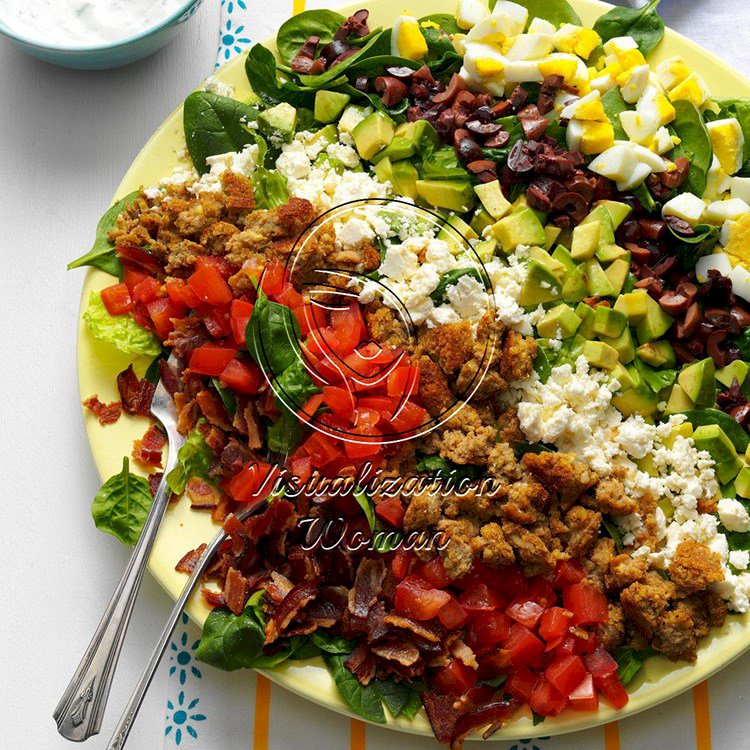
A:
117,364,156,416
202,587,226,608
211,493,232,523
132,423,166,468
345,641,377,685
82,395,122,425
371,639,420,666
196,389,234,430
304,585,348,627
383,613,443,642
187,477,220,508
348,558,386,618
265,571,295,602
451,640,478,669
266,581,318,642
224,567,249,615
422,691,463,743
450,698,520,747
176,543,207,573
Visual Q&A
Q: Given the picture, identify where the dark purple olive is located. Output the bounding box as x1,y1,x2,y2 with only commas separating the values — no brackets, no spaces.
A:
472,106,495,123
507,140,533,173
465,120,503,137
484,130,510,148
385,66,415,79
456,137,483,162
354,76,370,92
550,191,588,222
320,39,350,63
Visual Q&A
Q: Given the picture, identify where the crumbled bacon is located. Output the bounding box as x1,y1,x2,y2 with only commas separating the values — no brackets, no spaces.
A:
224,567,249,615
176,544,207,574
117,364,155,416
345,641,377,685
132,423,166,468
82,395,122,425
202,588,226,608
266,581,318,642
348,558,386,618
186,477,220,508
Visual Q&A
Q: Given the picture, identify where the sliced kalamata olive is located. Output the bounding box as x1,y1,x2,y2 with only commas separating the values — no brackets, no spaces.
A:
334,9,369,39
291,35,326,74
707,330,731,368
492,100,513,118
412,65,436,85
465,120,503,137
432,73,466,104
520,115,548,140
472,105,495,123
474,167,500,183
508,86,528,111
624,242,652,263
534,153,576,179
355,76,370,92
652,256,678,276
664,214,694,236
452,90,476,112
704,308,734,328
385,65,416,79
660,156,690,189
673,341,699,364
435,108,456,138
646,173,672,201
507,140,534,173
592,175,614,202
635,276,664,299
320,39,350,63
731,403,750,427
420,108,442,125
731,306,750,328
619,221,641,244
701,270,736,307
658,290,690,315
639,219,667,241
410,82,430,99
374,76,408,107
484,130,510,148
527,184,552,212
675,281,698,306
676,302,701,339
456,137,483,162
537,74,565,115
550,190,587,222
466,159,496,174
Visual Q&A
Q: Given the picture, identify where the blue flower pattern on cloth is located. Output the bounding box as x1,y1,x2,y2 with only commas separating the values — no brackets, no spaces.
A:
509,737,550,750
217,8,252,65
169,623,202,686
165,691,206,746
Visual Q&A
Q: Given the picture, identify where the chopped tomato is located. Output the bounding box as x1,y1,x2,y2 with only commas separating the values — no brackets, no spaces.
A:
418,556,451,589
230,299,255,346
343,428,382,459
188,258,232,306
563,582,609,626
204,307,233,338
434,659,477,695
459,584,504,613
189,344,238,377
505,623,545,667
288,455,312,484
551,559,586,589
116,245,163,275
322,386,356,420
568,673,599,711
122,266,149,293
437,594,469,629
301,432,341,466
395,576,451,621
387,364,420,398
595,672,629,709
505,667,538,702
220,358,263,395
227,461,280,506
132,275,162,304
583,647,618,677
101,283,133,315
391,550,413,580
468,611,510,650
545,654,587,697
375,496,405,529
539,607,572,645
330,301,367,341
259,259,286,297
146,297,181,339
298,393,324,424
166,278,200,309
506,598,545,629
389,401,428,434
529,679,566,717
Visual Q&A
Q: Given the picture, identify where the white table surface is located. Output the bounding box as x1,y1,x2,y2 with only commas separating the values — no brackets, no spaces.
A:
1,1,750,749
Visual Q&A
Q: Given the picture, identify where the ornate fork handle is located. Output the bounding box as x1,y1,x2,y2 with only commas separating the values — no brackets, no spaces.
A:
105,503,260,750
53,427,183,742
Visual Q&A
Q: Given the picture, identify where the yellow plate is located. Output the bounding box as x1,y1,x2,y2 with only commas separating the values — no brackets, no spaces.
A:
77,0,750,739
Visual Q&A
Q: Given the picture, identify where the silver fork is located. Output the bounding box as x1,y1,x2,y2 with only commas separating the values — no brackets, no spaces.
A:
54,354,186,742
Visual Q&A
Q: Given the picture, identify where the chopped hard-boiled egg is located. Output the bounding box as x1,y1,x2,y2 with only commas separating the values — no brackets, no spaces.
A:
391,15,429,59
637,84,676,128
561,90,607,121
695,252,732,282
617,161,652,192
567,119,615,155
538,53,585,86
528,17,556,35
662,192,706,225
651,127,677,155
456,0,489,30
703,197,750,224
619,109,659,145
619,64,650,104
724,214,750,260
505,59,543,82
589,61,622,93
552,24,601,59
729,264,750,303
465,4,528,44
706,118,746,175
504,32,554,60
614,141,665,172
732,177,750,204
668,73,711,108
703,155,733,200
655,56,691,91
589,143,640,183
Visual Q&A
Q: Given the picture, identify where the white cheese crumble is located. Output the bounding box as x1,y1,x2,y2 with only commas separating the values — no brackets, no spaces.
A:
203,75,235,99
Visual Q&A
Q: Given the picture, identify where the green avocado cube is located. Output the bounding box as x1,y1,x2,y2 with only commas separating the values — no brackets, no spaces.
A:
473,238,497,262
584,258,616,297
570,221,600,261
716,360,750,389
314,90,351,123
396,119,441,154
415,179,475,212
664,383,695,415
545,225,562,251
575,301,596,338
600,326,635,364
583,340,620,370
693,424,738,464
352,111,395,160
581,204,615,245
635,294,674,344
552,245,576,274
637,340,676,368
528,247,567,279
370,135,416,164
612,362,635,390
596,199,633,229
470,207,494,235
372,156,393,184
735,467,750,499
537,304,582,339
519,259,562,307
593,306,628,338
474,180,512,220
597,243,629,263
715,457,744,485
391,159,419,200
561,266,588,303
614,289,650,325
604,258,630,295
258,102,297,143
611,385,659,417
490,208,546,253
677,357,716,407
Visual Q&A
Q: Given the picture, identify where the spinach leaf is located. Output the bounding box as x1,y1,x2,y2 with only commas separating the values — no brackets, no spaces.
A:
212,377,237,416
418,13,461,35
246,292,301,375
323,654,387,723
91,457,153,545
431,268,485,304
419,146,468,180
533,341,552,384
372,529,405,553
593,0,664,58
311,631,356,654
251,635,314,668
354,487,376,532
632,182,657,213
714,98,750,172
512,441,555,458
374,680,423,719
267,359,321,454
83,292,162,356
276,10,346,65
416,22,463,77
245,43,316,108
496,0,581,27
347,54,420,76
145,350,169,385
415,454,483,480
669,223,720,269
601,87,630,141
682,409,749,453
734,328,750,361
68,190,141,276
602,516,624,553
166,421,216,495
613,646,653,686
671,100,713,197
183,92,260,175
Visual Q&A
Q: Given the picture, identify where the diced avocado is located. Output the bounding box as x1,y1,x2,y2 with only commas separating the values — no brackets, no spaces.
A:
678,357,716,407
635,294,674,344
258,102,297,143
583,340,620,370
528,247,567,279
693,424,738,464
593,306,628,338
470,207,494,235
581,205,615,245
658,497,675,518
561,266,588,304
575,302,596,338
519,259,562,307
715,457,743,485
313,152,345,174
596,199,633,229
664,383,695,415
474,180,512,220
373,157,394,184
437,213,478,251
596,243,629,263
735,466,750,499
716,360,750,388
663,421,693,448
614,289,649,325
604,258,630,295
314,90,351,123
570,222,600,261
352,111,395,161
612,362,635,390
556,227,573,250
396,119,441,154
637,340,676,368
545,225,562,251
612,385,659,417
583,258,616,297
307,123,338,148
552,245,576,274
473,238,497,262
637,453,658,476
537,304,582,339
338,104,371,136
600,326,635,364
371,135,416,164
491,208,546,253
391,159,419,200
416,180,475,212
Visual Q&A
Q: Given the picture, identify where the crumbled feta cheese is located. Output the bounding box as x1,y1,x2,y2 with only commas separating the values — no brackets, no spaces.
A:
730,550,750,571
718,497,750,532
203,75,235,99
336,217,375,250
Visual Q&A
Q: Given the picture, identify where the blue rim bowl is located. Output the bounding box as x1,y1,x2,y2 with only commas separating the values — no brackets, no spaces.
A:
0,0,204,70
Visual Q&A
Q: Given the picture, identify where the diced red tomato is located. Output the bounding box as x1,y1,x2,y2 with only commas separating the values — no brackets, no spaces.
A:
227,461,281,506
322,386,356,420
188,258,232,306
166,278,201,309
117,245,163,275
539,607,572,645
288,455,312,484
387,364,420,398
459,584,504,613
132,275,162,304
189,344,238,377
375,497,406,529
146,297,181,339
434,659,477,695
551,559,586,589
529,679,567,717
343,428,382,459
583,647,618,677
330,302,367,343
259,259,286,298
276,284,304,311
437,594,469,629
418,557,451,589
545,654,587,697
568,673,599,711
505,623,545,667
230,299,255,346
391,550,413,580
563,582,609,626
122,266,149,293
388,401,428,434
595,672,629,709
220,358,263,395
506,598,545,629
488,564,528,597
468,611,510,650
298,393,324,424
505,667,538,702
301,432,341,466
395,576,451,621
101,283,133,315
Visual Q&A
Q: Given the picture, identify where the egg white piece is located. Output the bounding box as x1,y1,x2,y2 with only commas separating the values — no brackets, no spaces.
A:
730,264,750,304
695,252,732,282
589,144,640,184
504,32,553,61
456,0,489,30
465,3,528,43
704,198,750,224
662,192,706,225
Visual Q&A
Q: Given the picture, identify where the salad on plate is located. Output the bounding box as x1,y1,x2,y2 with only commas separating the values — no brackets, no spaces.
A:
71,0,750,745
